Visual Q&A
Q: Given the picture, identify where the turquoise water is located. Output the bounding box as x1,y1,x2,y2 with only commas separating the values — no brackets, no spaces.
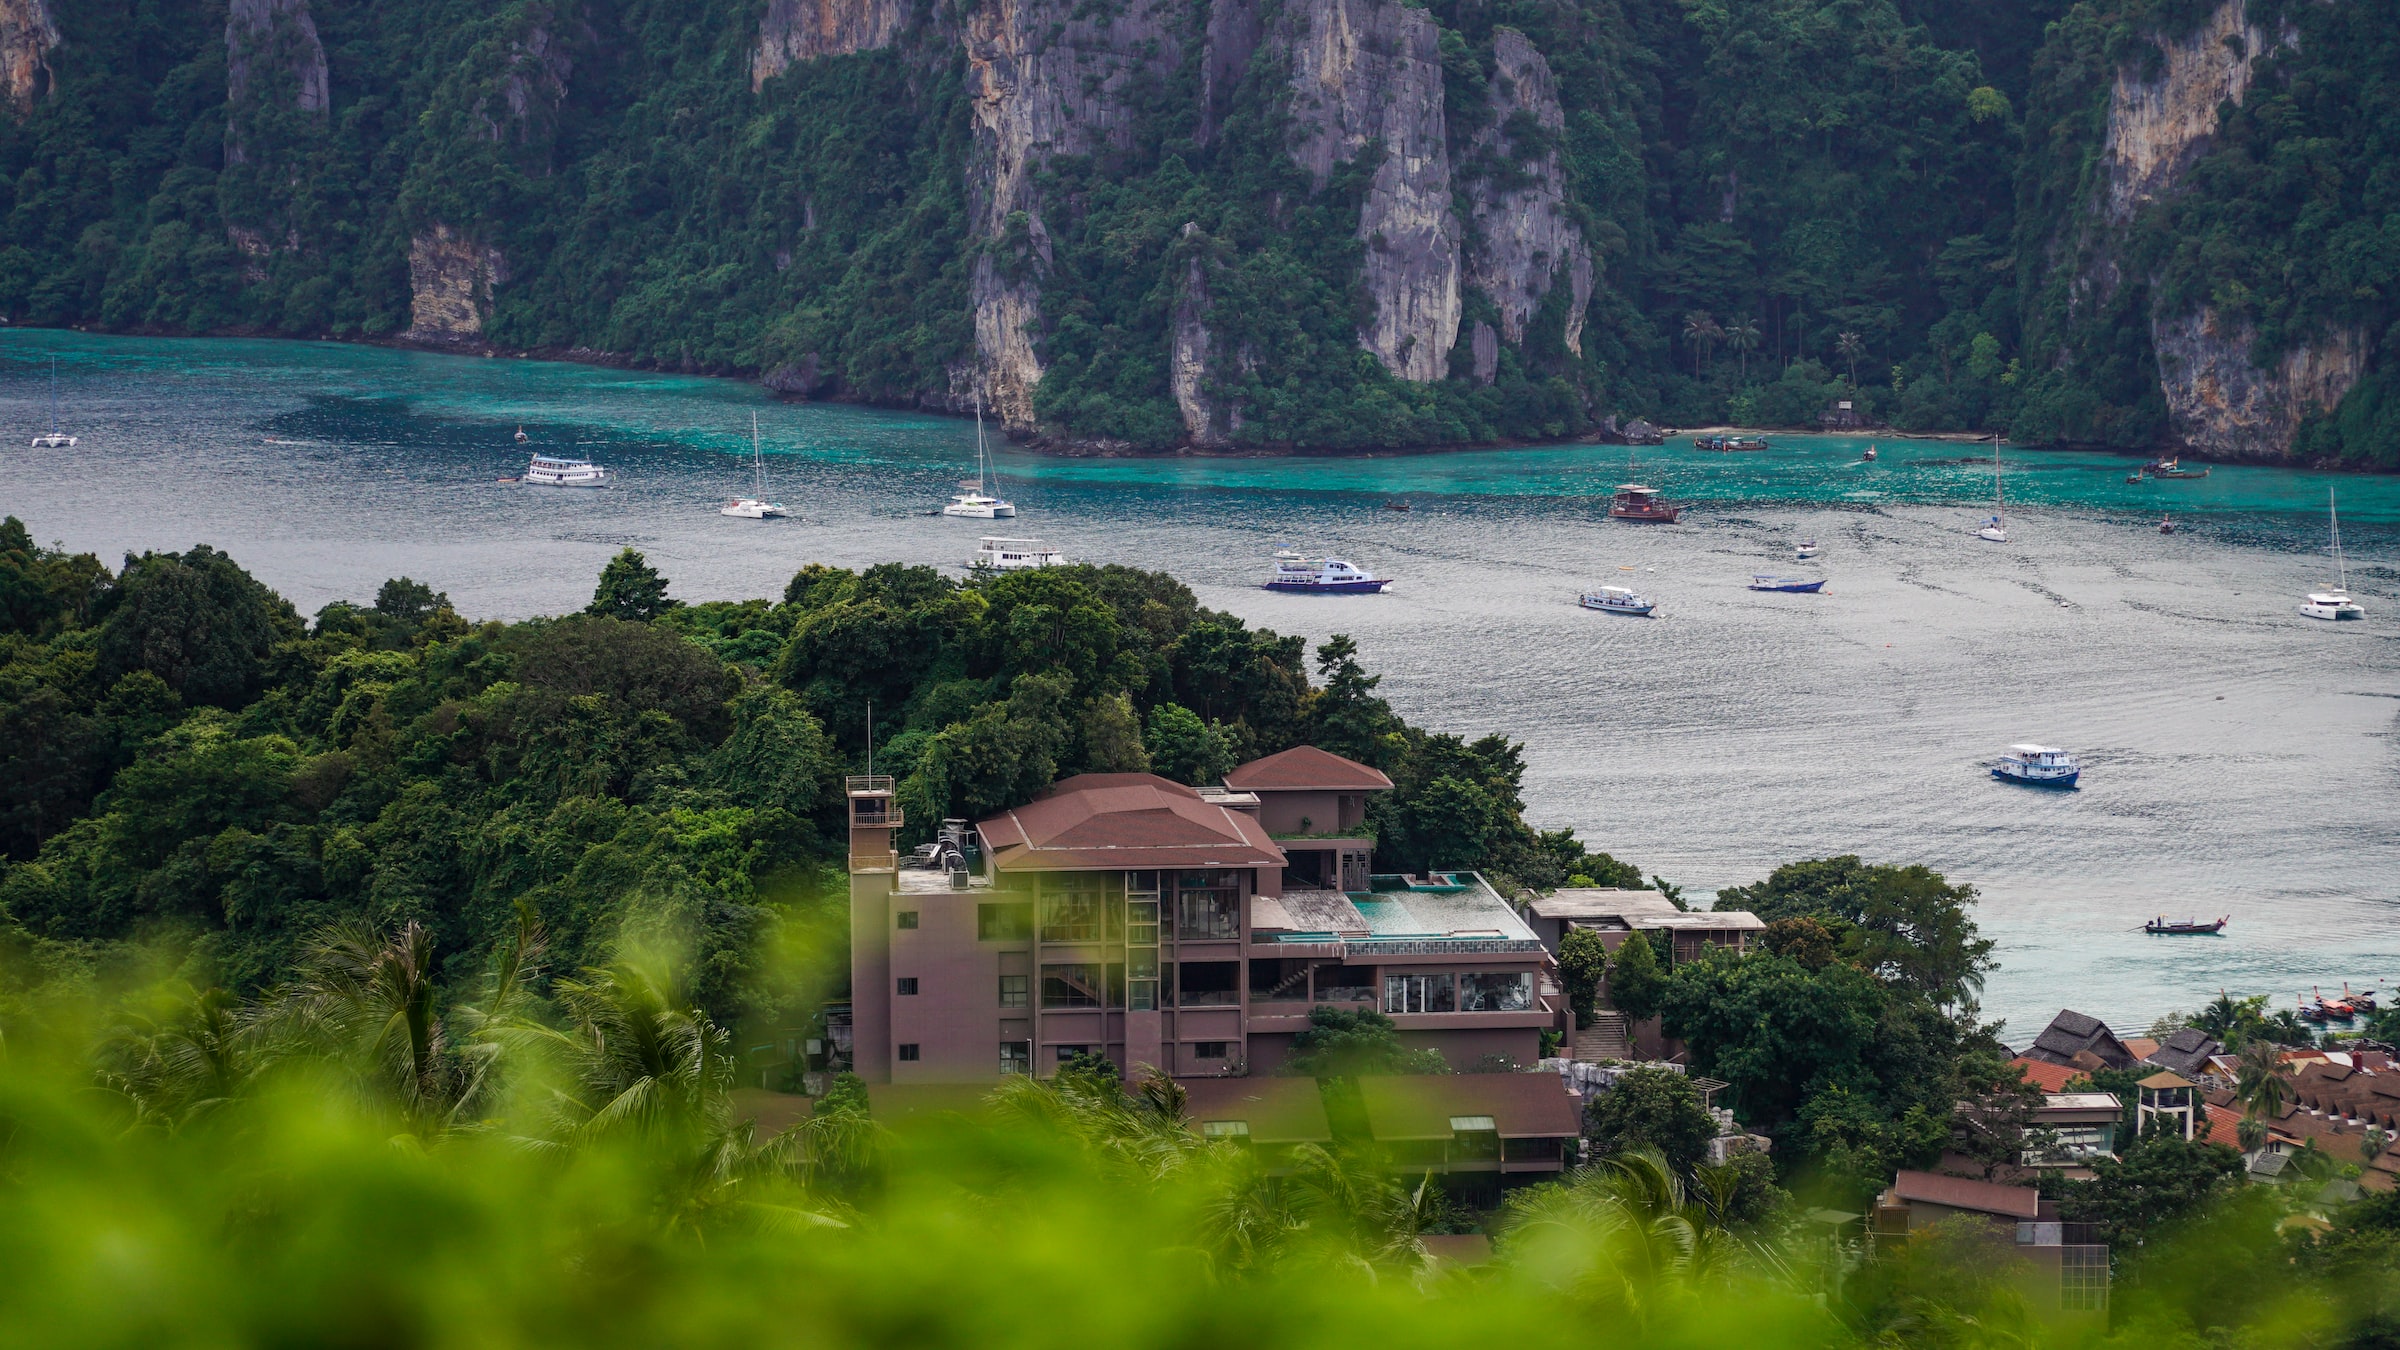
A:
3,330,2395,1038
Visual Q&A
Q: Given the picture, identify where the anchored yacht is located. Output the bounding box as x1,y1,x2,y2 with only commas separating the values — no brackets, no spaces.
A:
29,357,75,447
1262,552,1391,593
1579,586,1655,616
2300,488,2364,620
945,392,1017,519
720,413,790,518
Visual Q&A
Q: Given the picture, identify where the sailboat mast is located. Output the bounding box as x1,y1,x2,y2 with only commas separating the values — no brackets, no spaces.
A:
751,411,765,497
1993,431,2004,521
973,389,992,495
2331,488,2346,591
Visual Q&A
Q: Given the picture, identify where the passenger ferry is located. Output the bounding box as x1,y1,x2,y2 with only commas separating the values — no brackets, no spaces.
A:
524,455,612,488
1579,586,1655,616
1991,744,2080,788
1262,552,1391,593
1607,484,1680,523
970,537,1064,571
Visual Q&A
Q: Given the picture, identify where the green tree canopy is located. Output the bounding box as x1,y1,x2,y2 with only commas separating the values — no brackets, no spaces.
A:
1585,1066,1718,1173
588,549,680,623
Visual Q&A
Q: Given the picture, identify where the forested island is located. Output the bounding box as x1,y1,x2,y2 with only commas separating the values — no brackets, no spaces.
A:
1,0,2396,465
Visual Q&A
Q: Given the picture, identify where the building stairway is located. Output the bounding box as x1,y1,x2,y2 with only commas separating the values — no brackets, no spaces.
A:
1575,1011,1630,1062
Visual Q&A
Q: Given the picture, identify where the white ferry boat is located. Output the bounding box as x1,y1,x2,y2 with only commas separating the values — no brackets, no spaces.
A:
524,455,612,488
1992,744,2079,787
970,537,1063,571
1579,586,1655,616
1262,553,1391,594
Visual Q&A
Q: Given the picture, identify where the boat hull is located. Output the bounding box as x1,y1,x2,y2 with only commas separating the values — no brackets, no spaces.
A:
2144,922,2226,935
2299,604,2364,621
943,503,1016,519
1579,597,1654,616
1992,766,2079,788
1263,579,1392,594
1749,580,1825,593
1608,507,1680,522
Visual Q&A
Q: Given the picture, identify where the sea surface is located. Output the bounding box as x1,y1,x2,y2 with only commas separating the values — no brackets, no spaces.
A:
4,331,2396,1041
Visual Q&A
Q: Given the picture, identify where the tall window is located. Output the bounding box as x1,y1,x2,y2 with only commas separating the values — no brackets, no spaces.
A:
1040,879,1107,943
1175,874,1241,940
998,974,1028,1009
1384,972,1455,1014
1459,971,1532,1012
1000,1041,1030,1076
1176,961,1241,1007
1041,963,1103,1009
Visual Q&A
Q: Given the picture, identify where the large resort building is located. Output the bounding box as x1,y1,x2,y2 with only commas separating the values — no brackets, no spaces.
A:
846,745,1555,1084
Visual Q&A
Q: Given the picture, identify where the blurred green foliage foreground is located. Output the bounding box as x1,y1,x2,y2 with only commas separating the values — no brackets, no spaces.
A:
1,916,2395,1350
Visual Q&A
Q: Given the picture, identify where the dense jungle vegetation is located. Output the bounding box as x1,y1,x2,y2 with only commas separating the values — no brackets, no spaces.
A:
3,0,2395,462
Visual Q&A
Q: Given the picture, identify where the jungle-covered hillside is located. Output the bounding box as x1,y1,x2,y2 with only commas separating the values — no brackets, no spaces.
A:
0,0,2393,463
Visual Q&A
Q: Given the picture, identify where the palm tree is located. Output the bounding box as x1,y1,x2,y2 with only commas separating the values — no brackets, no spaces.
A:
1726,319,1761,381
2232,1038,2291,1149
1835,331,1866,391
101,984,269,1130
547,958,732,1147
268,920,459,1130
1499,1148,1765,1318
1682,311,1722,377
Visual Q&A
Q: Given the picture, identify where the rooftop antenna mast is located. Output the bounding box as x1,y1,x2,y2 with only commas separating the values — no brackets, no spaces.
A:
865,700,874,778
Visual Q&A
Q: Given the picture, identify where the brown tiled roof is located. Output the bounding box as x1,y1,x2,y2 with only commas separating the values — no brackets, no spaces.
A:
1355,1073,1583,1141
2012,1057,2079,1093
1176,1077,1333,1144
1223,744,1394,792
978,773,1285,872
1886,1169,2042,1219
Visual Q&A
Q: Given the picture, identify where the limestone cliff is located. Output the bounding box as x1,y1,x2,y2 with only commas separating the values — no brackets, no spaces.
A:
1280,0,1458,383
225,0,329,143
1460,28,1592,362
2099,0,2275,226
406,224,511,343
753,0,905,88
2152,308,2365,459
1,0,58,113
961,0,1184,427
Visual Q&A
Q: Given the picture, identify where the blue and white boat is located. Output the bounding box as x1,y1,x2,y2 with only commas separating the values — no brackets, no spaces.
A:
1992,744,2080,787
1579,585,1655,616
1263,552,1390,594
1748,574,1826,593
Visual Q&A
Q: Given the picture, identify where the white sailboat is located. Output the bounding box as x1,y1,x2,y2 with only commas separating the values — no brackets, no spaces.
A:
30,356,76,448
1976,431,2007,542
720,412,790,519
2300,487,2364,621
943,391,1016,519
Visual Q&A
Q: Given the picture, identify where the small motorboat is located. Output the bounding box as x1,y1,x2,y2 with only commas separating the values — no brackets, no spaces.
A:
1795,540,1821,560
2126,471,2144,484
2299,999,2329,1024
2343,982,2378,1013
2158,516,2175,535
524,455,612,487
2144,916,2226,935
1694,435,1770,452
1862,446,1878,461
1385,500,1412,512
971,537,1065,572
1579,586,1655,616
1263,553,1390,593
1748,575,1826,594
2144,457,2210,479
515,426,530,444
2312,987,2358,1020
1608,484,1680,522
1992,744,2080,787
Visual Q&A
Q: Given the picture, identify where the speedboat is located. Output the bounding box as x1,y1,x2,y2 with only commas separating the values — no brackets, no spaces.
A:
1579,586,1655,616
1992,744,2079,787
945,392,1017,519
1862,446,1877,461
2300,489,2364,620
720,413,789,518
970,537,1063,571
1263,553,1390,593
2145,457,2210,479
1749,575,1825,593
2158,516,2175,535
524,455,612,487
1608,484,1680,522
1795,540,1820,560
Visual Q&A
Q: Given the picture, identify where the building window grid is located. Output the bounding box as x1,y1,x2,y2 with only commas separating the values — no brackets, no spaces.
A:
998,974,1029,1008
1384,972,1456,1014
896,911,919,930
896,977,918,996
896,1043,920,1062
2060,1246,2109,1312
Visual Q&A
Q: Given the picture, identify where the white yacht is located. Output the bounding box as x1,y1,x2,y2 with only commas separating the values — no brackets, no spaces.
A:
2299,488,2364,621
720,413,790,519
30,356,75,447
944,392,1017,519
1992,744,2079,787
524,454,612,488
1975,432,2007,542
970,537,1063,571
1579,585,1655,616
1262,552,1391,593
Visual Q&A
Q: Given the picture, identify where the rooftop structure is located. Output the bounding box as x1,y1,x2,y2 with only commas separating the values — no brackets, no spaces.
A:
1355,1073,1583,1177
2143,1026,2222,1077
2019,1010,2136,1073
979,773,1285,872
1521,889,1764,965
1870,1170,2108,1312
1223,744,1395,793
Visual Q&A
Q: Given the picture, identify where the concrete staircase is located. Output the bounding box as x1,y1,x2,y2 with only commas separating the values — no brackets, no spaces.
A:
1575,1010,1631,1062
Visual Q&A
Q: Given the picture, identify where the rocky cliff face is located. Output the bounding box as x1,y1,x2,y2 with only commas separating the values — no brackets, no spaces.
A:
225,0,329,140
1461,28,1592,365
1,0,58,113
2152,308,2365,459
1281,0,1458,383
407,225,511,342
962,0,1184,427
753,0,905,88
2100,0,2274,226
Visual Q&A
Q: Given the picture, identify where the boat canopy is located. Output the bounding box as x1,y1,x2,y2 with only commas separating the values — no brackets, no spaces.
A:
2007,743,2064,756
1615,484,1655,493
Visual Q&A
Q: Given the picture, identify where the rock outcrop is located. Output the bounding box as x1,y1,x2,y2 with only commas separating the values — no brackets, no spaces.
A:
2152,307,2365,459
407,224,511,342
1461,28,1592,358
753,0,905,88
2100,0,2277,225
1,0,58,113
1281,0,1458,383
961,0,1184,427
1169,224,1243,445
225,0,329,140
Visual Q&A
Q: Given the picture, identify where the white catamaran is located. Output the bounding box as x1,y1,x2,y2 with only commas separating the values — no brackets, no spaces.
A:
2300,487,2365,621
720,412,790,519
943,391,1017,519
1976,432,2007,542
30,356,76,448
